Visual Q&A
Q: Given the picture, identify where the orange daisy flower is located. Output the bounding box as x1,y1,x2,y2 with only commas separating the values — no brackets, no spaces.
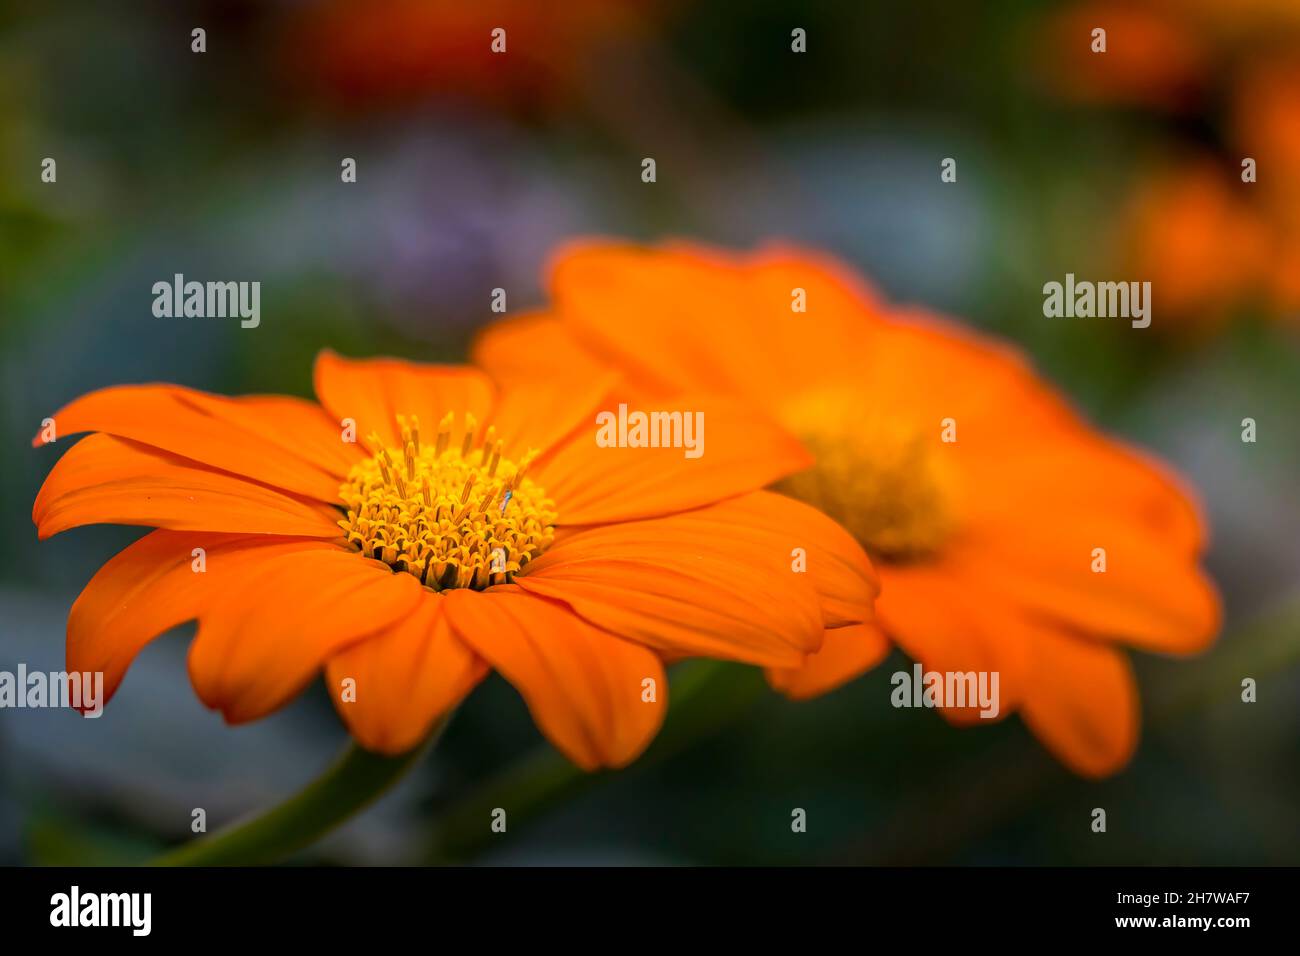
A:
474,242,1222,777
32,352,878,769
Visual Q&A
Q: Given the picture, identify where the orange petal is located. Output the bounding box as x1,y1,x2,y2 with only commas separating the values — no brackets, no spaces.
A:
443,586,666,770
1018,628,1140,778
68,531,338,706
965,430,1207,554
486,367,621,461
33,434,344,539
325,594,488,754
956,521,1221,655
811,311,1071,434
312,350,495,451
544,241,885,409
33,385,358,500
188,548,424,723
766,623,891,700
537,396,811,525
515,495,841,667
874,560,1031,724
472,311,616,386
843,318,1206,554
696,491,879,627
180,391,366,486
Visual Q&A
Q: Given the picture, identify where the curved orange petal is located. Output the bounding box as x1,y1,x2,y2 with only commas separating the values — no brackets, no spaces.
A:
544,241,885,408
548,243,748,395
840,317,1206,552
514,493,850,667
814,312,1074,433
33,434,344,539
442,586,666,770
325,594,488,754
181,392,366,485
874,560,1031,724
67,531,338,706
955,522,1220,655
1018,627,1140,778
485,367,621,461
312,350,495,451
695,491,879,627
33,385,359,500
536,396,811,525
188,548,424,723
963,426,1206,555
472,311,617,386
766,623,891,700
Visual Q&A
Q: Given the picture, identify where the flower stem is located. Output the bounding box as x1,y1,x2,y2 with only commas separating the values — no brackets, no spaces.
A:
426,659,765,863
151,730,441,867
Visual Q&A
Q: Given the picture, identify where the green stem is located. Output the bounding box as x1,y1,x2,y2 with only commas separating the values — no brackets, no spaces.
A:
427,659,765,862
151,731,439,867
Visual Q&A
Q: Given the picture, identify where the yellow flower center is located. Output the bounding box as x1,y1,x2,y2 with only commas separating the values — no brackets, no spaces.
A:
337,413,556,590
776,394,957,561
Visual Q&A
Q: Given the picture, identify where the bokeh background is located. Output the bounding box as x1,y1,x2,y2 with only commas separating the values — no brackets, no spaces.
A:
2,0,1297,865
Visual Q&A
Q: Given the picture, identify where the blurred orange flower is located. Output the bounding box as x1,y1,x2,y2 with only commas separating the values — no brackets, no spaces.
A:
1036,2,1209,111
280,0,666,110
1120,161,1272,328
476,242,1222,776
1039,0,1300,109
1041,2,1300,328
1234,60,1300,188
32,352,876,768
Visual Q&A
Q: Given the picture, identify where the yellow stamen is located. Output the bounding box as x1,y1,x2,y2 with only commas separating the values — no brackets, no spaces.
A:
461,413,478,458
338,412,557,591
434,412,454,457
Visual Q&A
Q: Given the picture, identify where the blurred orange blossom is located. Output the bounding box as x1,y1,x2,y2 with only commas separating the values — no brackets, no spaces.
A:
1040,0,1300,328
279,0,669,111
475,242,1223,777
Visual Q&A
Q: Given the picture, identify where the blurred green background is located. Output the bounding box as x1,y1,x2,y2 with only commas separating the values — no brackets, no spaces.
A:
1,0,1297,865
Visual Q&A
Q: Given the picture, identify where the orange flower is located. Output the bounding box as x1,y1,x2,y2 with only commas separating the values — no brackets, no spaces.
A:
1234,61,1300,190
32,352,877,769
1120,161,1272,328
1037,4,1300,329
475,242,1222,776
1036,2,1209,111
280,0,666,111
1037,0,1300,111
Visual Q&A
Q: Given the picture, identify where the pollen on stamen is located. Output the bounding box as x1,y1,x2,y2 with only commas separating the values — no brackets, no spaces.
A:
338,414,556,590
